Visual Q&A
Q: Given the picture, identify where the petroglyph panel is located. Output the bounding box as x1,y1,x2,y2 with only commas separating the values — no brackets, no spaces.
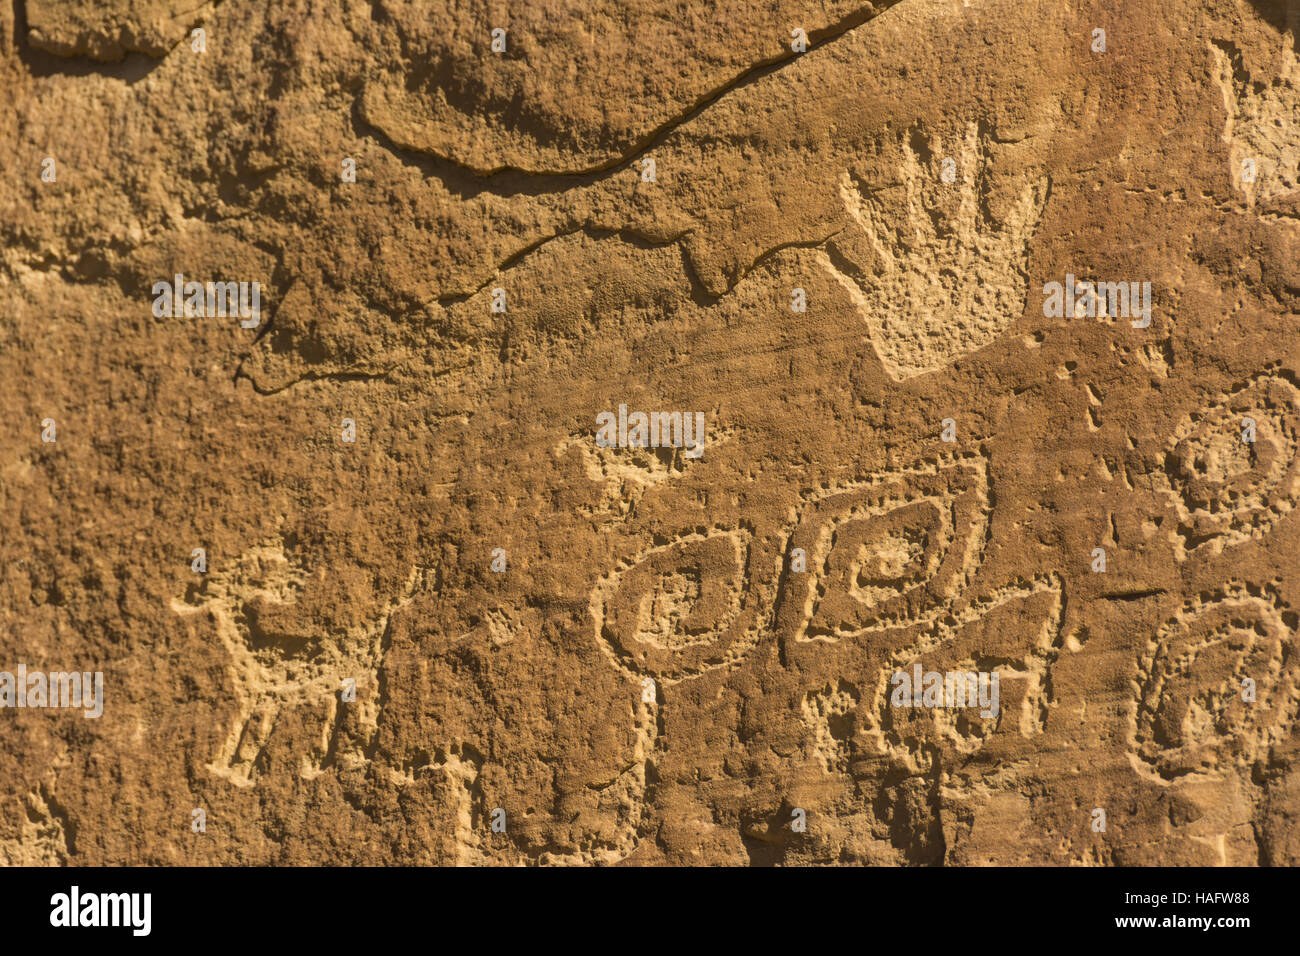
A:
868,578,1065,775
821,122,1051,380
779,456,990,642
591,529,764,683
1133,587,1300,781
171,546,423,786
1212,38,1300,207
1157,373,1300,554
8,0,1300,868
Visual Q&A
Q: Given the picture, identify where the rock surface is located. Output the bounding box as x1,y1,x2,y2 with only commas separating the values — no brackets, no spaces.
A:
2,0,1299,865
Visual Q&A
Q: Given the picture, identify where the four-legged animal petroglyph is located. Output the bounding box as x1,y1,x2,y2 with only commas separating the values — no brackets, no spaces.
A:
171,545,423,786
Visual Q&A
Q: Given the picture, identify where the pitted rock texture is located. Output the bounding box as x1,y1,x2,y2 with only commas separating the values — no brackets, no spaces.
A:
24,0,206,60
2,0,1300,866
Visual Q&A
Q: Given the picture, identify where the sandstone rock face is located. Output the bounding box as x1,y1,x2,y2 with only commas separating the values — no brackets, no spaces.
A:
359,0,900,173
25,0,204,60
2,0,1299,866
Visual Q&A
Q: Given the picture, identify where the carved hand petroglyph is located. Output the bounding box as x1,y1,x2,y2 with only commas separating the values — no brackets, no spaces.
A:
820,122,1050,380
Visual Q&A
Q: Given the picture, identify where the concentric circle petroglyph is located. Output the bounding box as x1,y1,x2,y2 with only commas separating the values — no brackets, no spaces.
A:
1132,586,1300,781
865,577,1065,775
778,455,991,643
1156,373,1300,555
590,528,767,683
